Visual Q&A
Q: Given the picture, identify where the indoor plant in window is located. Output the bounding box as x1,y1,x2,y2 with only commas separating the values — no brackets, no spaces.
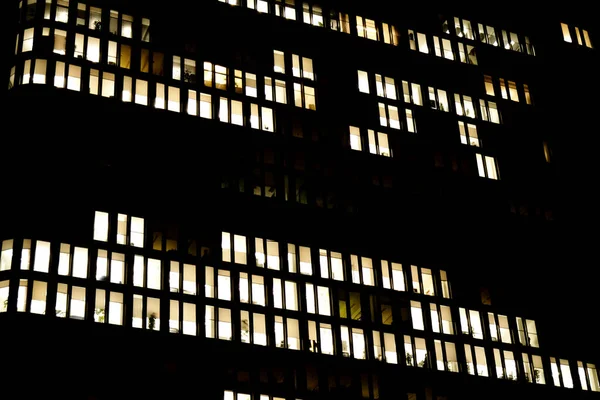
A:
148,312,157,330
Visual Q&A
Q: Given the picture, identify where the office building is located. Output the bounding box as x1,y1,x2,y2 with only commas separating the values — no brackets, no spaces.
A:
1,0,598,399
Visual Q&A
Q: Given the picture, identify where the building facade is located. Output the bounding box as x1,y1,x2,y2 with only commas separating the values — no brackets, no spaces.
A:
1,0,598,399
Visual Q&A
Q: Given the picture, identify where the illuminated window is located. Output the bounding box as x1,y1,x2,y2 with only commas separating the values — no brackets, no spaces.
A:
458,121,480,147
454,94,475,118
427,87,449,112
523,353,546,384
264,77,287,104
249,0,269,13
90,69,99,94
172,56,181,80
479,100,500,124
476,153,499,180
408,30,417,50
296,244,312,275
508,81,519,102
302,3,323,27
556,358,574,388
319,249,344,281
121,14,133,38
167,86,180,112
70,286,86,320
17,279,27,312
56,0,69,23
110,253,125,284
579,361,590,390
349,126,362,151
217,269,232,301
217,308,232,340
583,30,593,48
411,266,435,295
524,84,532,105
9,66,16,89
244,72,257,97
488,313,511,343
587,364,600,392
372,331,397,363
20,239,31,270
435,340,458,372
516,317,539,348
274,316,300,349
219,97,229,123
410,301,424,330
140,17,150,42
122,76,132,102
154,83,165,109
33,59,46,84
465,344,489,376
120,44,131,69
350,255,375,286
308,320,334,354
356,16,378,41
417,32,429,53
367,130,391,157
0,281,10,312
240,311,266,345
292,54,314,80
484,75,495,96
329,10,350,33
200,93,212,119
56,283,68,317
375,74,397,100
412,337,428,367
22,28,34,52
90,7,102,30
440,270,451,298
293,83,316,110
405,109,417,133
381,260,405,291
430,304,454,334
44,0,51,19
133,295,160,330
273,50,285,74
33,241,50,273
274,0,296,20
108,10,119,34
382,22,399,45
378,103,400,130
0,240,13,271
135,79,148,105
97,71,113,97
459,308,484,339
306,283,330,316
31,281,47,315
492,349,517,380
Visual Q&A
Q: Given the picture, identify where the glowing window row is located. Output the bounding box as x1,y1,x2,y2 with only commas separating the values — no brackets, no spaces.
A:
93,211,144,247
357,71,499,125
221,233,450,296
11,59,275,132
457,122,501,181
2,278,597,390
349,126,391,157
219,0,399,47
560,23,593,48
18,1,150,42
15,29,278,110
445,17,536,56
484,75,532,105
408,30,478,65
0,279,197,334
